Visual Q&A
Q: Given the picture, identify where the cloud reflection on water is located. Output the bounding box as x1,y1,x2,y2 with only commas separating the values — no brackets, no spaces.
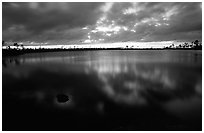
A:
84,57,178,105
2,51,202,121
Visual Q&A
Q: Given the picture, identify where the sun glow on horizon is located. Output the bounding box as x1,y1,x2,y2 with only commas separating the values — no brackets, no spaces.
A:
3,41,189,50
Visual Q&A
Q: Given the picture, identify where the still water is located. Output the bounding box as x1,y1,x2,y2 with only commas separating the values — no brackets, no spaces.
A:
2,50,202,130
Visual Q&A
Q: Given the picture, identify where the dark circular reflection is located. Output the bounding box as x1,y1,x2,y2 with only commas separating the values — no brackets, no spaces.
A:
56,94,69,103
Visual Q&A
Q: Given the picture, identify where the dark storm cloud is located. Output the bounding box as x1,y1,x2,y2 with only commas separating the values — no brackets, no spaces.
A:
3,2,105,41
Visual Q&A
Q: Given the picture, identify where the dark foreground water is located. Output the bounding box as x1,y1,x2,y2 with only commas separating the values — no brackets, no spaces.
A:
2,50,202,131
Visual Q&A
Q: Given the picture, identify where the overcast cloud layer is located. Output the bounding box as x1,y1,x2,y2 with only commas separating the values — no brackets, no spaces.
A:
2,2,202,45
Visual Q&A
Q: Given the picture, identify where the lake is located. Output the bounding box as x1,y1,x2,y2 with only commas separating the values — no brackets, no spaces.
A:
2,50,202,131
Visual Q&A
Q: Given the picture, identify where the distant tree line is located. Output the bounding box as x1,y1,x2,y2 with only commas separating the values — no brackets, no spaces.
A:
2,41,25,50
165,40,202,50
2,40,202,50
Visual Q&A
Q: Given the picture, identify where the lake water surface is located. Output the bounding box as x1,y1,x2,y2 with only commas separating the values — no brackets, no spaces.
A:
2,50,202,130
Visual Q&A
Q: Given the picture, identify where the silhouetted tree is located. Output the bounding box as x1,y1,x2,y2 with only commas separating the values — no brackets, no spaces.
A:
193,40,202,50
189,43,193,48
172,44,174,48
179,44,182,48
184,42,189,48
169,44,174,48
2,41,5,46
20,45,25,49
14,42,18,46
194,40,199,47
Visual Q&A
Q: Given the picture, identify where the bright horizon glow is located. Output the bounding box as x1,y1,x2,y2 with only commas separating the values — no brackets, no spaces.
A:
2,41,191,49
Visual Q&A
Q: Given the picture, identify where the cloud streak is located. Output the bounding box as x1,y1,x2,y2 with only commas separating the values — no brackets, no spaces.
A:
3,2,105,42
2,2,202,45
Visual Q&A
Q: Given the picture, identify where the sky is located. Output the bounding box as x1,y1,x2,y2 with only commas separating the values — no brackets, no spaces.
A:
2,2,202,47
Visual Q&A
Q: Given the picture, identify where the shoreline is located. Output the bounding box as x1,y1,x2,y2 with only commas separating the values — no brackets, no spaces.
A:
2,48,202,57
